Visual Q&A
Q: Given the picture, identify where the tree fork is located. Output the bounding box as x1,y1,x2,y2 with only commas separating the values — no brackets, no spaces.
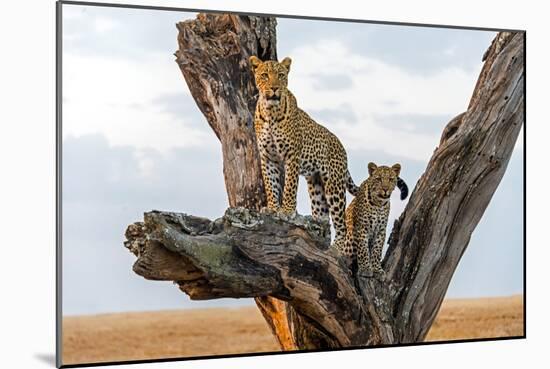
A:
125,15,524,349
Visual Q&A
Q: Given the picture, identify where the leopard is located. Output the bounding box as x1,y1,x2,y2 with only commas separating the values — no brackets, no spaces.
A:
249,55,359,251
343,162,409,278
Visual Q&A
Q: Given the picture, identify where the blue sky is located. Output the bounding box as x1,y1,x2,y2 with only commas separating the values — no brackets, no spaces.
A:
61,4,523,315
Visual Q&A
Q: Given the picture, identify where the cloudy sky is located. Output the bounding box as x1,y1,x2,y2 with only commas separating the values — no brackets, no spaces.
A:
61,4,523,316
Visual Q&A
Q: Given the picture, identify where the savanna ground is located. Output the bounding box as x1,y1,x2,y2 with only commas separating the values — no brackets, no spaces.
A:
62,295,524,365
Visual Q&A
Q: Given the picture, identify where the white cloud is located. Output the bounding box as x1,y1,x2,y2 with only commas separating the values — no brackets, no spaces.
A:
133,149,156,178
62,52,209,152
93,17,118,33
287,39,483,161
59,8,523,313
443,46,457,56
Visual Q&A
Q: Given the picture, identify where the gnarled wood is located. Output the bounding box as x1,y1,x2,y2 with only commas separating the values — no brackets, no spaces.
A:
175,13,276,209
125,208,366,347
384,31,524,343
125,16,524,350
174,14,296,350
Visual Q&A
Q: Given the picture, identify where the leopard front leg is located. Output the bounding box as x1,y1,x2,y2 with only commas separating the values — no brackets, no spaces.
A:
280,156,299,217
325,177,348,252
342,199,357,258
260,155,283,212
355,229,373,278
306,173,329,222
370,226,387,279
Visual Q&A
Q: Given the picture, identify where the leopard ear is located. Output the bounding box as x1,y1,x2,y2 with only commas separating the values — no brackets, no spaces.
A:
281,57,292,72
368,162,378,176
249,56,262,71
391,163,402,177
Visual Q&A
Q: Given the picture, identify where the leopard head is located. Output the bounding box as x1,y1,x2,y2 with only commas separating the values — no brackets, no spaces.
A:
367,162,404,204
249,56,292,108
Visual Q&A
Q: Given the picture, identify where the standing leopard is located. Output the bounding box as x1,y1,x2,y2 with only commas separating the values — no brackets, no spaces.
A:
249,55,359,251
344,162,409,278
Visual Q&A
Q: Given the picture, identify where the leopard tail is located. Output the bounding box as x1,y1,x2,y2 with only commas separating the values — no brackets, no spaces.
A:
397,177,409,200
346,170,360,196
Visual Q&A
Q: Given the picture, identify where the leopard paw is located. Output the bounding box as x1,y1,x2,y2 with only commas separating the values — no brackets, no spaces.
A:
260,206,278,215
358,268,374,278
278,208,297,220
331,238,347,253
373,267,386,280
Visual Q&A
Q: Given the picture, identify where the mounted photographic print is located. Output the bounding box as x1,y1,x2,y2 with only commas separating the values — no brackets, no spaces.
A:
57,1,525,367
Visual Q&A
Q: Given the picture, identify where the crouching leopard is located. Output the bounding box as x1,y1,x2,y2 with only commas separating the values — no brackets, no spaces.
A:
344,162,409,278
250,55,359,251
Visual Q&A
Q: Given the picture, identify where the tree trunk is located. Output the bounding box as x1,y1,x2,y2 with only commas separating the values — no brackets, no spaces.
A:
173,14,297,350
125,14,524,350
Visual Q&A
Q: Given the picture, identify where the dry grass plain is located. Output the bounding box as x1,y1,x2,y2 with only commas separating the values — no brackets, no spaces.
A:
63,295,523,365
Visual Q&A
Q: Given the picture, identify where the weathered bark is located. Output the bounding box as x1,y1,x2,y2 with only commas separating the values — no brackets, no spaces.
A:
125,16,524,350
384,31,524,342
174,14,296,350
125,208,365,347
174,13,276,209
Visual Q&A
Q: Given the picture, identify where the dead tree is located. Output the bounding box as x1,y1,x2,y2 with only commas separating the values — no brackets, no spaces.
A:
124,14,524,349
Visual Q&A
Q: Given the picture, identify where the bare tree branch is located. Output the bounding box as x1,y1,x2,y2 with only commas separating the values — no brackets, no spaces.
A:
124,16,524,349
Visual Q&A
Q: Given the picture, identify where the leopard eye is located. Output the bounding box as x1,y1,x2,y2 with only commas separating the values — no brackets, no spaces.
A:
278,72,286,79
261,73,268,79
